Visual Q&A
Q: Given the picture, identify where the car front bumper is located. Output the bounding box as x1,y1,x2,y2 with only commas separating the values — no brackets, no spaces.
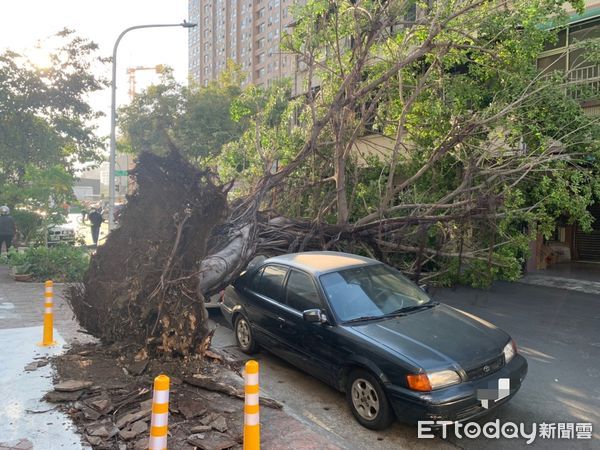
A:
386,354,528,423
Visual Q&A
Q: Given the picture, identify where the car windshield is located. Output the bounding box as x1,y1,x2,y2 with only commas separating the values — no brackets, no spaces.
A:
319,264,431,322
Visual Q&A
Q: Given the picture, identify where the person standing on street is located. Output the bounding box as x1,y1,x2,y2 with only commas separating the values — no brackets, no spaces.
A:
88,207,104,246
0,206,16,254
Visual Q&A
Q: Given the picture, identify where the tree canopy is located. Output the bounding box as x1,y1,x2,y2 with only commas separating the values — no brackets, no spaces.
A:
117,0,600,287
118,63,248,165
0,29,108,214
226,0,599,286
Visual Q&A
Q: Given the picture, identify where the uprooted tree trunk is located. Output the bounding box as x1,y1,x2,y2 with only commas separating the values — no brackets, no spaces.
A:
68,151,229,356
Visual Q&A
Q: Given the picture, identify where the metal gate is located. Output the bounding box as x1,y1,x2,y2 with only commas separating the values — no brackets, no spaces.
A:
575,204,600,261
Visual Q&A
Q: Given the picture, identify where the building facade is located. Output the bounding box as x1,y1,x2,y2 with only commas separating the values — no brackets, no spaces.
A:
188,0,302,87
538,2,600,115
530,2,600,268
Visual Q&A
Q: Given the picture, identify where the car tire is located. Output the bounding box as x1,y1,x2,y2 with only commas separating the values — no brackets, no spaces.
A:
234,314,259,354
346,369,394,430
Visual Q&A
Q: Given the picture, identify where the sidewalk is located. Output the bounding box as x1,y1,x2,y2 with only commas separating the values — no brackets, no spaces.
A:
519,262,600,296
0,267,342,450
0,266,93,450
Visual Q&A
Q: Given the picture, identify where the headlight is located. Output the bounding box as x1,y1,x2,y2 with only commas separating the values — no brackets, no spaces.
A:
407,370,461,391
428,370,462,389
503,339,517,363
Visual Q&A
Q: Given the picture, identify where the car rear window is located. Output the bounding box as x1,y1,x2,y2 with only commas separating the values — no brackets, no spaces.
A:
255,265,287,300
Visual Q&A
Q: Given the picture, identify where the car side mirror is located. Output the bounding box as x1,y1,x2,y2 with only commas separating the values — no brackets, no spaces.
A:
303,309,327,324
419,283,429,293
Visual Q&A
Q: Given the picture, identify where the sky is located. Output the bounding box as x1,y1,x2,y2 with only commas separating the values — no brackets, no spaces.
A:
1,0,191,139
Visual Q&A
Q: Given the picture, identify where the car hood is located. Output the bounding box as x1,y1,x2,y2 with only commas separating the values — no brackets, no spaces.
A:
349,304,509,371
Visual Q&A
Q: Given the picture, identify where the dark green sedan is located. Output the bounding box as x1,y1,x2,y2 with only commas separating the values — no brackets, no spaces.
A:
221,251,527,430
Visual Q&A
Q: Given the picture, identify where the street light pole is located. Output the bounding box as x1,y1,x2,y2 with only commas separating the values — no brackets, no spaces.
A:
108,21,197,231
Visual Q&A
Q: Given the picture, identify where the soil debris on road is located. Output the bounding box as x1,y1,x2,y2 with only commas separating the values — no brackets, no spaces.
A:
47,342,248,449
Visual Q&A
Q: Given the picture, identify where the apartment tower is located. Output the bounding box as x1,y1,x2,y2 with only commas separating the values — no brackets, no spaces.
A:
188,0,302,87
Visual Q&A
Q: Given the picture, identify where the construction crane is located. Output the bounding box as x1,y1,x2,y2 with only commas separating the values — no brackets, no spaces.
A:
127,65,164,100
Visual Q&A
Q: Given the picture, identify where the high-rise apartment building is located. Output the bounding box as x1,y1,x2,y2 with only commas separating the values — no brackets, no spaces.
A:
188,0,303,87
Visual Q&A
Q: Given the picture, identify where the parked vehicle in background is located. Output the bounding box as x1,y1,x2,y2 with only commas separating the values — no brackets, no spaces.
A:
47,223,76,246
221,251,527,430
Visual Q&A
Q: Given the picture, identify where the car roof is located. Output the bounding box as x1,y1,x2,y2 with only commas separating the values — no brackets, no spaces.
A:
263,251,379,276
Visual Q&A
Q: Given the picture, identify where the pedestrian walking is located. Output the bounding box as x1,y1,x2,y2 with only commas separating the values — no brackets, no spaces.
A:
0,206,16,255
88,208,104,246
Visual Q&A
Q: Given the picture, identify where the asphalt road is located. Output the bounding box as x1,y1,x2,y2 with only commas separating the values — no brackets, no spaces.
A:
210,281,599,449
435,282,599,449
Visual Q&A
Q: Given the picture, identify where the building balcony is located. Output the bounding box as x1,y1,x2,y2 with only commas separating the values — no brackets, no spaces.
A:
568,63,600,101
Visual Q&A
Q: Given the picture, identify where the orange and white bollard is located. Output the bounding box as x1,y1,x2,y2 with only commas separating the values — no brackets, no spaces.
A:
38,280,56,347
243,360,260,450
149,374,170,450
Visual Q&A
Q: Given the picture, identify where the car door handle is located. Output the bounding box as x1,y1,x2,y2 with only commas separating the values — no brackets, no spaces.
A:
277,316,286,325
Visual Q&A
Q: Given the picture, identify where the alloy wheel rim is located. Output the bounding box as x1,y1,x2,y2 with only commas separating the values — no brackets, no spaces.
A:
351,378,380,420
237,319,250,349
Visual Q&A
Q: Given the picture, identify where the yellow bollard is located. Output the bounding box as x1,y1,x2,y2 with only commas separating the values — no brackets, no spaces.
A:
243,360,260,450
149,374,170,450
38,280,56,347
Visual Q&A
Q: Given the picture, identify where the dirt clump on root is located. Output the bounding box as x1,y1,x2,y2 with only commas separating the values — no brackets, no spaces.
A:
67,150,228,356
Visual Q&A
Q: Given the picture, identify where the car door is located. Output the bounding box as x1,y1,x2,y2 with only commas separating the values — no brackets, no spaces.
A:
279,269,338,384
243,264,289,350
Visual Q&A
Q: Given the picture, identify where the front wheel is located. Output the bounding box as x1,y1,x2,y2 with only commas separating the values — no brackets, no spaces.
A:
346,369,394,430
234,315,258,354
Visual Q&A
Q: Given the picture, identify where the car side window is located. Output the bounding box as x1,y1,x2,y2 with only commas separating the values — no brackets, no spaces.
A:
285,269,322,312
247,267,264,291
255,265,287,300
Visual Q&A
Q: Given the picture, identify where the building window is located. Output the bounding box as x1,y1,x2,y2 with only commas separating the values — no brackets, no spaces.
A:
257,23,266,34
257,52,265,64
256,68,265,78
538,18,600,100
269,13,280,26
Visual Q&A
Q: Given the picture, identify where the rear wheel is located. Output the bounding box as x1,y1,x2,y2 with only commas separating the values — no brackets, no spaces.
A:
346,369,394,430
234,315,258,354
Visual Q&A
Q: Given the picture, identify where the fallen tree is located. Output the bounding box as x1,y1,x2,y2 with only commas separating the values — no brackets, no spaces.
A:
69,0,600,356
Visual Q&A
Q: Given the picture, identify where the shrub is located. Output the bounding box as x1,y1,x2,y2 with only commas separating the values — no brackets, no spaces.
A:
12,210,44,244
6,245,90,282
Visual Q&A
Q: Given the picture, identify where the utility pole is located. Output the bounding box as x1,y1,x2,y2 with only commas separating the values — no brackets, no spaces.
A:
108,21,197,231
